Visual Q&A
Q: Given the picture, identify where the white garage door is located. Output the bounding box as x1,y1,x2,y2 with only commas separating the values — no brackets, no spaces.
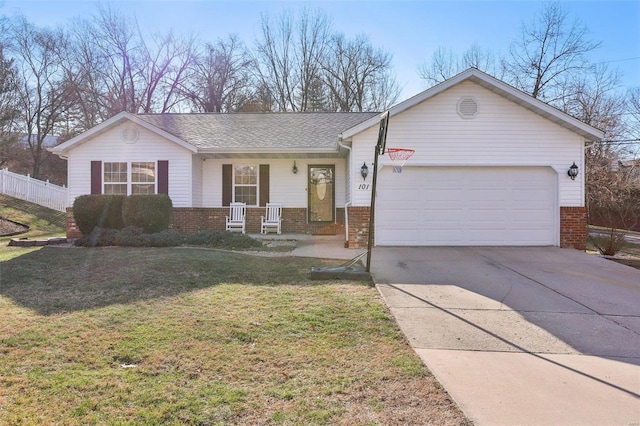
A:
376,167,557,246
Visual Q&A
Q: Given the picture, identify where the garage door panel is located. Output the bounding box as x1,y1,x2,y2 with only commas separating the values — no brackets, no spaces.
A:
384,189,418,201
468,209,508,221
378,208,419,222
424,229,464,243
513,189,553,202
467,189,508,201
425,209,464,221
376,167,557,246
377,229,419,245
424,189,464,200
467,230,508,242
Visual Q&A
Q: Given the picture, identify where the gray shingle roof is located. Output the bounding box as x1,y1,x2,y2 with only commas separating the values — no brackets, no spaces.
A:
137,112,378,151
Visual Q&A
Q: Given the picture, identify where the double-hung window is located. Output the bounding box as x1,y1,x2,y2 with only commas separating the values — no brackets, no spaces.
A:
103,161,156,195
104,162,128,195
233,165,258,205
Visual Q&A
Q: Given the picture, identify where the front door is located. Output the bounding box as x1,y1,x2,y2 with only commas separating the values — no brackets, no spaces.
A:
308,165,335,222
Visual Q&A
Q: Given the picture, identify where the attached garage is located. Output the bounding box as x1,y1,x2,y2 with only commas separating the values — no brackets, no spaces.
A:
340,68,605,250
375,166,557,246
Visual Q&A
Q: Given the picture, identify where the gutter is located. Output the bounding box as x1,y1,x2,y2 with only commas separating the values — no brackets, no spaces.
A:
338,137,352,245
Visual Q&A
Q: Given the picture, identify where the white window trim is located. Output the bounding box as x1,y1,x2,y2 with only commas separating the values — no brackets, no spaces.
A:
103,161,157,195
232,164,259,206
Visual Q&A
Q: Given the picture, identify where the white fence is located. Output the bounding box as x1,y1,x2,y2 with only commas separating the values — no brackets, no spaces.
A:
0,168,68,212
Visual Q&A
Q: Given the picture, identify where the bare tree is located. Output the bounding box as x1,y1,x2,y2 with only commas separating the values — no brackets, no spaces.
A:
137,30,195,113
502,2,600,102
323,33,399,112
294,8,330,111
561,64,625,138
418,44,498,87
255,11,299,111
0,41,18,168
9,17,69,178
627,87,640,140
62,5,195,129
61,18,113,130
587,141,640,254
254,8,332,111
88,5,142,115
181,35,254,113
417,47,458,87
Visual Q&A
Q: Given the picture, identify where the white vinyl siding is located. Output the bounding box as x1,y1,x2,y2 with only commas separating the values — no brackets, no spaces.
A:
192,155,203,207
376,166,558,246
201,158,346,208
66,124,193,206
350,80,585,208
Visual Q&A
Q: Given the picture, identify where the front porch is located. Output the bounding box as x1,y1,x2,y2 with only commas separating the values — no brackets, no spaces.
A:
65,207,348,240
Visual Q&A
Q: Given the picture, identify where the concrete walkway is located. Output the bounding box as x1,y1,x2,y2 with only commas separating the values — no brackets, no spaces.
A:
254,233,362,260
370,247,640,425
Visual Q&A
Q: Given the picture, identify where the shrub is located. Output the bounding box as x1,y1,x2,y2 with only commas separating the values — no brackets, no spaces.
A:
115,226,150,247
148,229,185,247
75,227,120,247
122,194,173,233
185,230,263,249
73,195,125,235
589,231,627,256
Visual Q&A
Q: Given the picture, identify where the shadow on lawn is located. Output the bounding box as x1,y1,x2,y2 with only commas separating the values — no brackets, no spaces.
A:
0,246,340,315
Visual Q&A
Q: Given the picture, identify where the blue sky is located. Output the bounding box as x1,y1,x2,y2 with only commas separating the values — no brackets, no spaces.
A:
3,0,639,102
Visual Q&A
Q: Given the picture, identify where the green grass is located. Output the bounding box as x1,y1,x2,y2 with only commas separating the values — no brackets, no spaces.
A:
0,194,66,261
0,247,469,425
587,226,640,270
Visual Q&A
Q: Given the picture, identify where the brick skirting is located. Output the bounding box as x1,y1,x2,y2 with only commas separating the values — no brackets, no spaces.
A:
66,206,587,250
346,206,371,249
66,207,345,237
560,206,588,250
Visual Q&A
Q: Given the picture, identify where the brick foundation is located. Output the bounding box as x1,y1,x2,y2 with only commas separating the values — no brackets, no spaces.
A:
66,205,587,250
66,207,345,237
347,206,371,249
66,208,82,239
560,206,588,250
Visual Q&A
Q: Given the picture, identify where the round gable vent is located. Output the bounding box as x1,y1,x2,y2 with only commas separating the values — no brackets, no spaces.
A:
457,97,478,119
121,124,139,144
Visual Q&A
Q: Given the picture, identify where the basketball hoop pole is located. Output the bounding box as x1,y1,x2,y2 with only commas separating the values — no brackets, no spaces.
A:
365,144,380,272
366,111,389,273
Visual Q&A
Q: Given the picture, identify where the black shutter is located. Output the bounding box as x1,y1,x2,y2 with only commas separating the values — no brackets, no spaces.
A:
90,161,102,194
158,160,169,194
259,164,269,207
222,164,232,206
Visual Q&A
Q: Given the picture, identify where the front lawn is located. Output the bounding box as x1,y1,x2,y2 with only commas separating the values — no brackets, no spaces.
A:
0,247,469,425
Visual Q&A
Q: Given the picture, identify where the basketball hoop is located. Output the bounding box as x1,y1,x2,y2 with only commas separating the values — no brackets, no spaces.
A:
387,148,415,173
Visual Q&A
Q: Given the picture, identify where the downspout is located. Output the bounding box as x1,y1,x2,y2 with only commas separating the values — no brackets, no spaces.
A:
338,137,352,245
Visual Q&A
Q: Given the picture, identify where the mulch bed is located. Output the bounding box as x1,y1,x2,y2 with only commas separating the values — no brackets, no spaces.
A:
0,217,29,236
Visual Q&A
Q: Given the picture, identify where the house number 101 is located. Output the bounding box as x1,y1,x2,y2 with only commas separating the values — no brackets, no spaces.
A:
358,183,370,190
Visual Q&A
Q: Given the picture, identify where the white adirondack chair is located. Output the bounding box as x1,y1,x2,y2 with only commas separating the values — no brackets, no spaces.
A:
226,202,246,233
261,203,282,234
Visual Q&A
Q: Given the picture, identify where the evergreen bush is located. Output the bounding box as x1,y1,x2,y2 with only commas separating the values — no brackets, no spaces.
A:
122,194,173,233
73,195,125,235
75,227,120,247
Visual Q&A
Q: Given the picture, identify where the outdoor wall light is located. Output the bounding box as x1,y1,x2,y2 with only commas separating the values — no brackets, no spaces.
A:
568,162,579,180
361,162,369,180
292,161,298,174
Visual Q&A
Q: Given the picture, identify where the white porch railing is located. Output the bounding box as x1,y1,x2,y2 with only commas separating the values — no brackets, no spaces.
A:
0,168,68,212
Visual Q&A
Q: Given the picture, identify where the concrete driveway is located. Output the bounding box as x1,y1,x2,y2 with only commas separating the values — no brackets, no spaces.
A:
370,247,640,425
